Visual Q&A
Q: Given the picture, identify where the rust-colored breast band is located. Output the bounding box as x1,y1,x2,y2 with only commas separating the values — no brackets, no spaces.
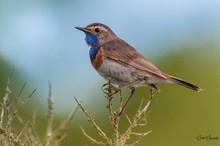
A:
92,47,103,69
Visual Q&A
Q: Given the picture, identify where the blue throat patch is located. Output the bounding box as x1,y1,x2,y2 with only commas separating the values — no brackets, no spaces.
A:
89,47,99,61
84,33,99,61
85,33,99,46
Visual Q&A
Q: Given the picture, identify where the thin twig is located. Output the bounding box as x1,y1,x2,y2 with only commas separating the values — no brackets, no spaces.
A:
80,127,108,145
12,88,37,118
45,81,54,146
1,69,14,142
0,69,14,128
55,104,79,143
16,82,27,101
79,78,153,145
74,97,110,142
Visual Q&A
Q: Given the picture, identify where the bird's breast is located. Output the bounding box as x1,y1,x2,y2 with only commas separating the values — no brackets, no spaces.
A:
90,47,103,69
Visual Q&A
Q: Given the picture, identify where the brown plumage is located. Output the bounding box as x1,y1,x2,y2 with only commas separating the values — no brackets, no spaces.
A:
76,23,202,92
76,22,202,115
102,37,201,92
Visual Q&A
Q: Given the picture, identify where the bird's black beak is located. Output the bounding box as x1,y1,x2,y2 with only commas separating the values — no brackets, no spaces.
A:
75,27,93,34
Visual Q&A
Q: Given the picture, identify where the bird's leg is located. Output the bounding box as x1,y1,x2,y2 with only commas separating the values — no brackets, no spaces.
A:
149,86,155,100
117,87,135,116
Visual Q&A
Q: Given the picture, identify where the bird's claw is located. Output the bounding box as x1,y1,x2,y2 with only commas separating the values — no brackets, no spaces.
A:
101,83,120,97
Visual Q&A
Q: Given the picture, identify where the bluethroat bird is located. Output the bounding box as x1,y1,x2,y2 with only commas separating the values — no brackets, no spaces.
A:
75,23,202,114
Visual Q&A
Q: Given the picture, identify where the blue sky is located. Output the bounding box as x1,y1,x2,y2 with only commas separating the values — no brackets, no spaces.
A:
0,0,220,111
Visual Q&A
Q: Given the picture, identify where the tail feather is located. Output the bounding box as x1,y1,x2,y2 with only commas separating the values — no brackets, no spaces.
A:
164,74,202,92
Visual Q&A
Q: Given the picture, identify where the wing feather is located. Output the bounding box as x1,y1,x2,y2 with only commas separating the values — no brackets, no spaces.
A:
101,38,167,79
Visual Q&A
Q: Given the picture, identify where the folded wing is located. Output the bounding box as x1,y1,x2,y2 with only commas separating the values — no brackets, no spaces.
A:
102,38,167,80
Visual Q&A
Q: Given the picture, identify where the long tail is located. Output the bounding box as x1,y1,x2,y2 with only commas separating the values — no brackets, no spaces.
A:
163,74,202,92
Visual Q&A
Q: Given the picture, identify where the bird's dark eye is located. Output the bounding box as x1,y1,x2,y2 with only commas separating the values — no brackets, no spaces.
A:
95,28,100,33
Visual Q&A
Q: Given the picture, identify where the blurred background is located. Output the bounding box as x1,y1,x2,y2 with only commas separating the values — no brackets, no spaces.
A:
0,0,220,145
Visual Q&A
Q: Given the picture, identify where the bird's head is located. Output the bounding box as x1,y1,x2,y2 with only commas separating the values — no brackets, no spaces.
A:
75,23,116,46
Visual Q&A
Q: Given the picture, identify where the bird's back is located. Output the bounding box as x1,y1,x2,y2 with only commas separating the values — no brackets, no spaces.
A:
101,38,167,80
